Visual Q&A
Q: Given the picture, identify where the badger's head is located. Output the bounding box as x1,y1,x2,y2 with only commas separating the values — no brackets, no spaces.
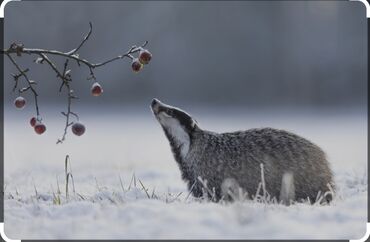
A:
151,98,198,161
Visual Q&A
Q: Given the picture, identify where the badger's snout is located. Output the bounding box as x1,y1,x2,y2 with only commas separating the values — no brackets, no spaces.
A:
151,98,159,107
151,98,161,114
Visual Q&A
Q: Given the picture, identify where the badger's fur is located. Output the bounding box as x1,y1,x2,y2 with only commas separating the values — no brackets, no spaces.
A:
151,98,335,204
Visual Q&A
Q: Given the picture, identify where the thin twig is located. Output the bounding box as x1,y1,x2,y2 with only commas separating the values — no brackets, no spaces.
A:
38,53,64,78
66,22,93,55
11,68,29,92
59,58,71,91
57,59,78,144
5,53,40,116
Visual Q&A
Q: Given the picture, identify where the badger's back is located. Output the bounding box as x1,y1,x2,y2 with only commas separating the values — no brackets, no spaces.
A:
184,127,334,203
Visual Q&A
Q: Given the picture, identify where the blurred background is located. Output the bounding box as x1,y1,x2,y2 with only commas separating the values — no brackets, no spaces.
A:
3,0,367,200
4,1,366,108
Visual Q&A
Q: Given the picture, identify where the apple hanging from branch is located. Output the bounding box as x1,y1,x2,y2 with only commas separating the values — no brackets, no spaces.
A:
1,22,152,144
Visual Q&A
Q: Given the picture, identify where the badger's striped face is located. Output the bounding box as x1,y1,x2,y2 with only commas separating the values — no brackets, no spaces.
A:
151,98,197,159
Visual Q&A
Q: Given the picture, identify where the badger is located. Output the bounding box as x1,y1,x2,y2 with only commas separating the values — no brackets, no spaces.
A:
151,98,335,204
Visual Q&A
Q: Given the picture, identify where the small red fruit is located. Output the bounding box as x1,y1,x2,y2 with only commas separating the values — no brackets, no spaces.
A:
72,122,85,136
131,58,143,73
30,117,37,127
14,96,26,109
34,122,46,135
139,49,152,65
91,82,103,96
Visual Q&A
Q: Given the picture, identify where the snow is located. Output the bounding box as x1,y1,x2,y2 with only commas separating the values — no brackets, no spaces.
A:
3,107,367,240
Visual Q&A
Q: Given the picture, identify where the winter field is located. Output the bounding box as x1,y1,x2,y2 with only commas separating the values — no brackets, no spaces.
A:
3,106,368,240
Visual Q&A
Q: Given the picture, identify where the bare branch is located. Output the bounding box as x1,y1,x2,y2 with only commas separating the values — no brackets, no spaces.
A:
88,66,96,80
56,94,72,144
5,53,40,116
38,53,64,78
92,41,148,67
66,22,93,55
3,40,148,70
69,111,79,120
19,86,31,93
3,22,150,144
36,56,78,144
59,59,70,92
57,59,78,144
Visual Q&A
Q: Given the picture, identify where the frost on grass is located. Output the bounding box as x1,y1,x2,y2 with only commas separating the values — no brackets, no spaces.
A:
4,168,367,240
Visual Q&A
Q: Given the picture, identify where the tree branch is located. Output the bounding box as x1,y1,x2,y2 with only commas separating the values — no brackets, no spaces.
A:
5,53,40,117
3,22,150,143
57,59,78,144
2,40,148,70
66,22,93,55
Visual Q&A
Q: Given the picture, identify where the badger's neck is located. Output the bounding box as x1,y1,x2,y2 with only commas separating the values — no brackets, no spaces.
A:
163,126,191,163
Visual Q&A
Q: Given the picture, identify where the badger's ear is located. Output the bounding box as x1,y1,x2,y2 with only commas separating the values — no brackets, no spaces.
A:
191,118,199,129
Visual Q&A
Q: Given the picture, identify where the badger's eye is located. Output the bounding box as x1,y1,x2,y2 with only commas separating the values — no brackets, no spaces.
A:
166,109,174,116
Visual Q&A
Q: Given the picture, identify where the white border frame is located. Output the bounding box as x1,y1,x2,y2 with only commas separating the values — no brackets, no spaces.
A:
350,223,370,242
0,0,368,241
1,223,21,242
0,0,20,18
350,0,370,18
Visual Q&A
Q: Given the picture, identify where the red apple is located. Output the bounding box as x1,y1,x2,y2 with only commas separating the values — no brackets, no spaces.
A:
72,122,85,136
30,117,37,127
139,49,152,65
91,82,103,96
131,58,143,73
14,96,26,109
34,122,46,135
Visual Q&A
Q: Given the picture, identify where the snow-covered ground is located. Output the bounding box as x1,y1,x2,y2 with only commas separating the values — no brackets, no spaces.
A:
3,106,367,240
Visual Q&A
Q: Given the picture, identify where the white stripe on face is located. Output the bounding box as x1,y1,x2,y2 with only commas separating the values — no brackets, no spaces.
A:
157,112,190,159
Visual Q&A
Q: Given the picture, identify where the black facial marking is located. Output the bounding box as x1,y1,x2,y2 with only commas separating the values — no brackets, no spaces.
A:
159,106,196,134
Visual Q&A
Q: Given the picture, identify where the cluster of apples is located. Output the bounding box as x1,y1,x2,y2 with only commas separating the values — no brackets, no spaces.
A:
90,49,152,96
13,48,152,138
15,97,86,136
14,96,86,136
14,97,47,135
131,49,152,72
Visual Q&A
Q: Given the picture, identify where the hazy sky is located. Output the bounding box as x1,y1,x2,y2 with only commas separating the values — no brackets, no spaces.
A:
4,1,367,108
